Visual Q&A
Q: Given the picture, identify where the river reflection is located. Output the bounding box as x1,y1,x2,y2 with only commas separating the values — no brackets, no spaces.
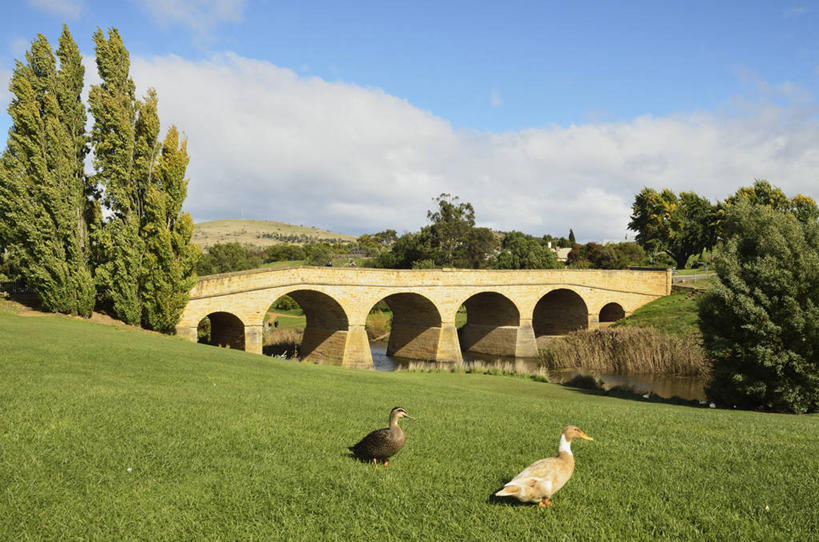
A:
370,342,706,401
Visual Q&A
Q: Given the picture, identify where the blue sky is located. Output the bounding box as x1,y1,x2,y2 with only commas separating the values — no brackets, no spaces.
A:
2,1,818,241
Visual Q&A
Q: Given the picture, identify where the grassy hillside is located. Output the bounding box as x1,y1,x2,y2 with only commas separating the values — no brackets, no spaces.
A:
193,219,356,249
1,310,817,540
613,290,702,337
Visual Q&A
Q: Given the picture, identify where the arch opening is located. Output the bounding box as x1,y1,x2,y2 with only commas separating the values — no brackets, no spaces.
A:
368,293,442,362
198,311,245,350
533,289,588,338
263,290,349,363
599,302,626,325
459,292,521,357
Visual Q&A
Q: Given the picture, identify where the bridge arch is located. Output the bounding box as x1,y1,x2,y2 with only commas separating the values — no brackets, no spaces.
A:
533,288,589,337
281,289,349,363
599,302,626,325
198,311,246,350
370,292,443,361
459,291,525,357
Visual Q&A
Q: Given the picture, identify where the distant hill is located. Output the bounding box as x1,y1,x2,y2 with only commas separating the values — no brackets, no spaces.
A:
193,219,356,249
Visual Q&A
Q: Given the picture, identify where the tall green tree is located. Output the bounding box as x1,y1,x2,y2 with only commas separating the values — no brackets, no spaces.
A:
494,231,559,269
628,187,717,268
0,28,95,316
424,193,476,267
140,127,199,332
699,196,819,413
88,28,143,323
89,28,198,329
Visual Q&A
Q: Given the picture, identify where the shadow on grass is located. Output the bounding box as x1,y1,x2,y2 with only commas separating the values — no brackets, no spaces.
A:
561,374,704,408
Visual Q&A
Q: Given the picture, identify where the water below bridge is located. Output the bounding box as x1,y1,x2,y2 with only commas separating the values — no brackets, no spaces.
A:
369,342,707,401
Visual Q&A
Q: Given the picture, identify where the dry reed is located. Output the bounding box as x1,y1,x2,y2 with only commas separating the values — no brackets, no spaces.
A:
539,327,710,377
263,328,302,358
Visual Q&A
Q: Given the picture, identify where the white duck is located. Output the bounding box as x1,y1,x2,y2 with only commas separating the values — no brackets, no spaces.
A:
495,425,593,507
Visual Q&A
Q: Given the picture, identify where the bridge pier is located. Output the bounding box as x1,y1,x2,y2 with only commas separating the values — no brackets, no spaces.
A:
514,319,539,358
341,325,374,368
245,324,264,355
436,323,464,365
176,326,198,343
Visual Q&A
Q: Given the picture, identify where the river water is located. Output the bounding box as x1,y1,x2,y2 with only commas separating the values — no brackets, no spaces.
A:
370,342,707,401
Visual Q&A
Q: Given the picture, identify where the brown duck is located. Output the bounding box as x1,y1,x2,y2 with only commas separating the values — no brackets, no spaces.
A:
348,407,414,466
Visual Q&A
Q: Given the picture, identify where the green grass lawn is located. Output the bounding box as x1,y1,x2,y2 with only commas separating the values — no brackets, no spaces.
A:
1,310,817,540
613,291,702,337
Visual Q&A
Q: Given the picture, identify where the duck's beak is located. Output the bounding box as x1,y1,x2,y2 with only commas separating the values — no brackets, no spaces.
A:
579,433,593,441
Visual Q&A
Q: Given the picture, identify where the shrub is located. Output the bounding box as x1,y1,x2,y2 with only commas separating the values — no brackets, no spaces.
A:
699,198,819,413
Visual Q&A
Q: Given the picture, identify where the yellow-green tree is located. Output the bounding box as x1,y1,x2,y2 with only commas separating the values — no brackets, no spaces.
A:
0,28,95,316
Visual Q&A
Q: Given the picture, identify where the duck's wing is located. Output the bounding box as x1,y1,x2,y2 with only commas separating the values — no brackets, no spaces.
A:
349,427,390,457
496,457,565,501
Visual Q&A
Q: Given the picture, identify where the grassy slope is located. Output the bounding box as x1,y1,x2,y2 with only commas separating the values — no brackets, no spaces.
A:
193,219,356,249
612,291,702,337
1,311,817,540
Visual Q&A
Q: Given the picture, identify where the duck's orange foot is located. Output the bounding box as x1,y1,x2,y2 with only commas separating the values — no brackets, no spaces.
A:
372,458,378,466
384,460,389,467
538,498,553,508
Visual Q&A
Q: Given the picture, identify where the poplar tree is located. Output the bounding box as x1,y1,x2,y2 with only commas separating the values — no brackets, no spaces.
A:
89,28,198,329
89,28,147,325
140,126,199,332
0,28,95,315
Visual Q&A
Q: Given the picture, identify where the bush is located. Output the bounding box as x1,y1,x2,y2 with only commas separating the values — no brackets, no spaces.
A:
699,198,819,413
197,243,262,275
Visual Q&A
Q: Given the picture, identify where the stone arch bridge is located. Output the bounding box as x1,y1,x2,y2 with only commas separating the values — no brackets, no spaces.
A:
176,267,671,368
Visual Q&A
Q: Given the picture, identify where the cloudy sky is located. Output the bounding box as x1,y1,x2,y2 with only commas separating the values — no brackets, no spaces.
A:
2,1,818,241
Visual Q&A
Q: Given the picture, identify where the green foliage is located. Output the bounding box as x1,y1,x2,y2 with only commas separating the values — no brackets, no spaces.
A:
629,188,718,268
264,243,306,262
1,311,817,540
699,197,819,413
495,231,559,269
0,28,95,316
377,195,498,269
566,242,644,269
139,128,200,332
89,29,198,329
304,243,332,266
271,295,300,311
197,242,262,275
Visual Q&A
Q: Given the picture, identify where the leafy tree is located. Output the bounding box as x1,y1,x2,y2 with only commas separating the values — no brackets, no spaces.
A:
88,28,144,323
718,180,819,234
495,232,559,269
0,28,95,316
628,187,717,268
699,197,819,413
139,127,199,332
377,233,431,268
90,28,198,329
568,229,576,245
425,193,476,266
264,243,306,262
197,243,261,275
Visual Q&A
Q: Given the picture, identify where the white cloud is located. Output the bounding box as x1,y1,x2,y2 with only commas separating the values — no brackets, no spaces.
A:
784,6,811,17
125,52,819,242
27,0,84,19
490,90,503,108
0,67,10,108
135,0,245,42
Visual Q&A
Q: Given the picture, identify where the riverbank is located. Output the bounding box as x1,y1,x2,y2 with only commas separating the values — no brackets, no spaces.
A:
1,309,816,540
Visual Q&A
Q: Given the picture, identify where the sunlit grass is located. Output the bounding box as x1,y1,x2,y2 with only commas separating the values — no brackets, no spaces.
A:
1,310,816,540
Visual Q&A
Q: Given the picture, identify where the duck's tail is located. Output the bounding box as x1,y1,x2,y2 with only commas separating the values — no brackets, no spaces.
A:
494,484,522,498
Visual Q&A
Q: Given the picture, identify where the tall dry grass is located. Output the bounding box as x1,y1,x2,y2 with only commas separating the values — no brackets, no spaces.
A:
539,327,710,377
263,328,302,358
